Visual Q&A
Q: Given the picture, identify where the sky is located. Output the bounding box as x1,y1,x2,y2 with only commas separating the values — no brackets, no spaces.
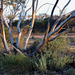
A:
3,0,75,16
37,0,75,15
27,0,75,15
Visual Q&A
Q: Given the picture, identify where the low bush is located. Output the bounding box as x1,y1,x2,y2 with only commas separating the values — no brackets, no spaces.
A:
33,37,75,71
5,27,10,43
12,20,23,27
0,54,35,73
33,20,45,33
67,68,75,75
0,37,74,73
33,54,47,71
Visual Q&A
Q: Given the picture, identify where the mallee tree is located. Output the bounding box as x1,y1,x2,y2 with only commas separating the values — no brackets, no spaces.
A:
0,0,75,56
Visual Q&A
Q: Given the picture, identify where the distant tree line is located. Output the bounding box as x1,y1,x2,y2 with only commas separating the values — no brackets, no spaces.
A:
11,17,75,33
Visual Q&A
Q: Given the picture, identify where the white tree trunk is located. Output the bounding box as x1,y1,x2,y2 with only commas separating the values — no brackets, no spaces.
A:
3,18,14,45
23,0,36,50
23,12,36,50
0,20,10,51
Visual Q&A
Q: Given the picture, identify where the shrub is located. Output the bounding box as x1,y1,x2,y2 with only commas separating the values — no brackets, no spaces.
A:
3,27,11,43
12,20,23,27
33,20,45,33
0,54,35,73
33,54,47,71
0,37,74,73
26,25,30,29
67,68,75,75
33,37,74,71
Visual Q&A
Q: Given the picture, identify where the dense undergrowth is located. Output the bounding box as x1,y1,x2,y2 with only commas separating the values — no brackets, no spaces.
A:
0,37,75,74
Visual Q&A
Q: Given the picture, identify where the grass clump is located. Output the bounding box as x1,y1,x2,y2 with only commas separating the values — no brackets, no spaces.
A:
67,68,75,75
33,54,47,71
0,37,75,74
0,54,35,73
33,37,75,71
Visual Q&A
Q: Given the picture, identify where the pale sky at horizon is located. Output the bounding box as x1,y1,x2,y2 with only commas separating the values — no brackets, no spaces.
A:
27,0,75,15
36,0,75,15
3,0,75,16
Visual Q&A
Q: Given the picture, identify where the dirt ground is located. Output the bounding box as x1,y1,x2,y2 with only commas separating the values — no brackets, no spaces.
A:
0,33,75,52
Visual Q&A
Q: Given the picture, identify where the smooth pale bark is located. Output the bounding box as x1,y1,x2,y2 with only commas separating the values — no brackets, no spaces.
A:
27,28,72,56
11,0,75,56
16,1,37,48
43,0,59,42
9,4,21,26
50,0,71,33
3,18,14,45
23,12,75,56
16,3,34,48
0,0,10,51
1,0,75,56
23,12,36,50
27,10,75,56
16,5,23,48
50,28,72,41
34,12,75,55
12,45,25,56
1,20,10,51
23,0,37,50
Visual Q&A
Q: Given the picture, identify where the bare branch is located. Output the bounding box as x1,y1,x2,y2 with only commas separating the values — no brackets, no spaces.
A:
23,0,37,50
50,0,71,33
43,0,59,42
33,11,75,55
12,45,25,56
22,0,37,20
26,0,30,5
37,3,61,12
3,18,14,45
1,20,10,51
16,5,23,48
35,0,38,11
3,5,8,11
9,3,21,26
50,28,72,41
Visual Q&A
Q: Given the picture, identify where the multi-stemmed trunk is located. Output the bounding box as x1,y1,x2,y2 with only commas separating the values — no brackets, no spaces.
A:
1,0,75,56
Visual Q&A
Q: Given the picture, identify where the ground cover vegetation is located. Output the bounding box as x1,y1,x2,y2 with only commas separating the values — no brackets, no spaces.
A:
0,0,75,74
0,37,75,74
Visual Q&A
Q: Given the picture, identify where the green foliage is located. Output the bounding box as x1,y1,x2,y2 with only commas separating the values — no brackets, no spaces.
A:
7,15,14,21
70,38,75,43
33,18,56,33
5,27,10,43
33,20,45,33
45,37,69,51
12,20,19,26
0,54,35,73
12,20,23,27
33,54,47,71
33,37,74,71
0,37,74,73
67,68,75,75
42,37,74,71
26,25,30,29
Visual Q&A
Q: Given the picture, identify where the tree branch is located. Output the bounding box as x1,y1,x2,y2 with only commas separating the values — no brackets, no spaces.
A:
43,0,59,45
23,0,36,50
50,0,71,33
3,18,14,45
37,3,61,12
16,5,23,48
